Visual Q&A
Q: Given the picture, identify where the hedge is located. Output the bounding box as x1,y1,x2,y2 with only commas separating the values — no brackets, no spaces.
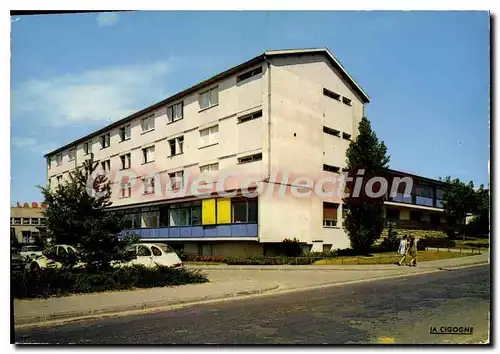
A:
184,255,226,263
12,265,208,299
418,238,456,249
224,256,321,265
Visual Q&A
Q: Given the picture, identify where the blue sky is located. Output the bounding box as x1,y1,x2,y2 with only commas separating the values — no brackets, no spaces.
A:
10,11,490,204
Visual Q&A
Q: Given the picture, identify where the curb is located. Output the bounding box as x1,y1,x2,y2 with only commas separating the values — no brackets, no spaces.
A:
15,262,488,330
14,284,280,330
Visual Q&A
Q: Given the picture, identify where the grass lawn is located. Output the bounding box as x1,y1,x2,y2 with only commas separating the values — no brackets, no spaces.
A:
313,251,474,265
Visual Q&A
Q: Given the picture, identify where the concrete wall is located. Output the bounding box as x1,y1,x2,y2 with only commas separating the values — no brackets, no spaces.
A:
181,241,263,257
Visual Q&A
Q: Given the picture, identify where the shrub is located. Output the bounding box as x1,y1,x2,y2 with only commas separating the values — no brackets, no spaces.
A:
185,255,225,263
224,255,321,266
378,225,400,251
418,238,456,250
12,266,208,299
282,238,303,257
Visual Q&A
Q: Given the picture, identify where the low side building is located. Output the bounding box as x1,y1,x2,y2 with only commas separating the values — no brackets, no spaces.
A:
10,202,46,244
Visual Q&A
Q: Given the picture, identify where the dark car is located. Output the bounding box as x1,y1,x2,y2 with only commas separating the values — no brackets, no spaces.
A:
11,248,26,271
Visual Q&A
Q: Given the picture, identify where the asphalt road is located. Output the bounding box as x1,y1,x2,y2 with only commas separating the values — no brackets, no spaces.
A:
14,265,491,345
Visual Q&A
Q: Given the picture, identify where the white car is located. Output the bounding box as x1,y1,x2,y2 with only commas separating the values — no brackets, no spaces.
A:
119,243,183,268
26,244,85,272
20,245,43,260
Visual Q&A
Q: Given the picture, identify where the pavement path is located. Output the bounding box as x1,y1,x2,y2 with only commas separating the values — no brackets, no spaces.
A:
13,252,489,329
14,265,490,344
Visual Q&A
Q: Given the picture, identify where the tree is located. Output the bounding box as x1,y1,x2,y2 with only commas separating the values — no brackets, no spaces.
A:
343,117,390,254
38,153,136,272
441,177,476,240
466,185,489,238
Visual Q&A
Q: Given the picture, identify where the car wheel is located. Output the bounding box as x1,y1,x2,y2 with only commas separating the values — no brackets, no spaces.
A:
30,262,41,273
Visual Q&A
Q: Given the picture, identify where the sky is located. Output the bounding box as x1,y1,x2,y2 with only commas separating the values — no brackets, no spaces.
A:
10,11,490,204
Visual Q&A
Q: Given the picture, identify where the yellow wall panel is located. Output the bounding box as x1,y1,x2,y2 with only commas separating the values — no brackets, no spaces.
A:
217,198,231,224
202,199,216,225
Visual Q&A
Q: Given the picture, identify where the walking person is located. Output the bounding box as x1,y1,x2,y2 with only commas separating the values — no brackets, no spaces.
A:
409,236,418,267
396,235,408,266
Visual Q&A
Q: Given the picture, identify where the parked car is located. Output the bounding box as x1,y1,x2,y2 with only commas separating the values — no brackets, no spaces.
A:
117,243,183,269
20,245,43,260
11,248,26,271
26,244,85,272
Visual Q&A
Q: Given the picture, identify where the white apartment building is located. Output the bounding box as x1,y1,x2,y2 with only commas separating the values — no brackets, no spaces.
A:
45,48,371,256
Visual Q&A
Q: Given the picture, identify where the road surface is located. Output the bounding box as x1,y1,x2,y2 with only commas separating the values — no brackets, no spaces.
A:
14,265,490,344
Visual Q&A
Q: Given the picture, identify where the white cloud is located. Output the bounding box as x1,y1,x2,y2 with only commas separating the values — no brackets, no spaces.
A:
96,12,120,27
11,136,56,155
12,61,172,127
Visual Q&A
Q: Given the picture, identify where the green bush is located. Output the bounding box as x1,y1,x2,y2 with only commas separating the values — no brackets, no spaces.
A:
418,238,456,250
379,225,400,251
12,266,208,299
282,238,303,257
224,256,320,265
185,255,225,263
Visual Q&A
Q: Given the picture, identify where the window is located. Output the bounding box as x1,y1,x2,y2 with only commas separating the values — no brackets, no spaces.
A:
200,163,219,174
199,87,219,110
342,132,351,140
237,66,263,83
142,146,155,164
151,246,162,256
232,198,258,223
168,171,184,190
101,160,111,172
342,97,352,106
40,218,46,225
141,115,155,133
386,208,400,220
142,210,158,228
84,141,92,155
167,102,183,123
169,136,184,156
415,184,434,207
100,133,110,149
238,153,262,164
238,110,263,123
323,164,340,173
436,188,445,208
200,125,219,147
323,126,340,137
13,218,21,225
56,175,63,186
56,154,63,166
30,218,40,225
323,202,339,227
120,124,131,141
120,153,131,170
323,88,340,101
47,157,52,170
410,210,423,222
120,182,131,198
137,246,152,257
143,177,155,194
22,218,30,225
68,148,75,161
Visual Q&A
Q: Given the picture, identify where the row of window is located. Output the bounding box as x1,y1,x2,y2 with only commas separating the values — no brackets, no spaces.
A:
386,208,445,224
323,126,351,141
11,217,45,225
113,198,258,229
323,88,352,106
48,65,265,170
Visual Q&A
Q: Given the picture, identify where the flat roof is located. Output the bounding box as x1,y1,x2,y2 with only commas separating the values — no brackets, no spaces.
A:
44,48,370,157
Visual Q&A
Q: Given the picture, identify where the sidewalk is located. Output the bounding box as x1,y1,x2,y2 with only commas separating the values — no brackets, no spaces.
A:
14,253,489,329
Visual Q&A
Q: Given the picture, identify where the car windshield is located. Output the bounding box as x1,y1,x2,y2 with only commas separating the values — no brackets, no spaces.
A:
156,244,175,253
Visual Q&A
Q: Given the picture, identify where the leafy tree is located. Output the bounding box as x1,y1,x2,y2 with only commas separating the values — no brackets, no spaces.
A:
441,177,476,240
343,117,390,254
38,153,137,272
466,185,490,238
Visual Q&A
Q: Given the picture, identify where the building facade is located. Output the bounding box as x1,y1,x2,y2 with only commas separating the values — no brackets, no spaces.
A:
11,202,47,244
44,48,448,256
